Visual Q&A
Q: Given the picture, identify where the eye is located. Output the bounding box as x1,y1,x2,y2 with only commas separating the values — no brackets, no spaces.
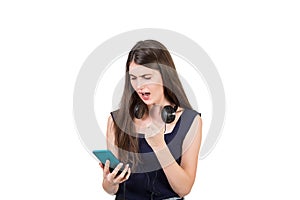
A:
143,75,152,80
129,75,137,80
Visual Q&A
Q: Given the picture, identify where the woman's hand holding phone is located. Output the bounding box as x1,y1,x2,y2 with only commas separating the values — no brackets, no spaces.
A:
94,150,131,194
101,160,131,187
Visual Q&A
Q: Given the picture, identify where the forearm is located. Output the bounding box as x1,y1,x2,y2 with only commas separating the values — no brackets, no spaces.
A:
153,144,195,197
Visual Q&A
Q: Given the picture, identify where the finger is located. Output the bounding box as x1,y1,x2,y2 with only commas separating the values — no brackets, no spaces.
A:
144,125,164,138
125,167,131,179
118,165,131,184
110,163,123,178
99,162,104,169
103,160,110,175
118,164,129,179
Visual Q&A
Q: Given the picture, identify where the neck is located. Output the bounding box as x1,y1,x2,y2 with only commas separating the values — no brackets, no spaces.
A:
147,98,172,109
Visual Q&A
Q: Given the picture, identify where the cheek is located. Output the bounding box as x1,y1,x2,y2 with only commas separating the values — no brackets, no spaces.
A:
130,81,137,90
149,83,164,94
148,77,163,92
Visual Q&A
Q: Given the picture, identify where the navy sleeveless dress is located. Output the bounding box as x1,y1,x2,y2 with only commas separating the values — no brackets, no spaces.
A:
111,109,201,200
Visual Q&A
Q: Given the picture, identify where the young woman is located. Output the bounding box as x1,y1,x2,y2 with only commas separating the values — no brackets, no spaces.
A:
100,40,202,200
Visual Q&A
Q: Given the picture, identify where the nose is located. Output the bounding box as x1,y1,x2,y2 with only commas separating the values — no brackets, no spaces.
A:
136,78,145,89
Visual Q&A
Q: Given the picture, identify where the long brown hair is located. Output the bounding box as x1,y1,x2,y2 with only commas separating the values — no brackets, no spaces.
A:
112,40,192,168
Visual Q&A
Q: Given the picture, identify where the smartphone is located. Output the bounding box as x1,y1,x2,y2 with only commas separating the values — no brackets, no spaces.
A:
92,150,127,175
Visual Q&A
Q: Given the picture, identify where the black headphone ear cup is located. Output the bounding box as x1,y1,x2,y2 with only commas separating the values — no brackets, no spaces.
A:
161,105,176,123
134,103,146,119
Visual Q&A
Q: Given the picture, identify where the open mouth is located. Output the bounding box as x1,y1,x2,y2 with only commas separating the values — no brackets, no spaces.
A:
140,92,150,100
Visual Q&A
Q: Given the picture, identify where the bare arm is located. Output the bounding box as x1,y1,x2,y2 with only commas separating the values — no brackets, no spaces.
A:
101,116,131,195
146,115,202,197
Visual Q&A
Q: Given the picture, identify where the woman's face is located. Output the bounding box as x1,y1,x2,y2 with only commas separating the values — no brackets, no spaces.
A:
129,62,166,106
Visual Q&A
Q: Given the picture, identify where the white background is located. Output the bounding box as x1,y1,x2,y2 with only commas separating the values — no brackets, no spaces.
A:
1,0,299,199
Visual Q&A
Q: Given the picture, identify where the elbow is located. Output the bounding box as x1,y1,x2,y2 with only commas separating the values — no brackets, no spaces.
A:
177,190,191,198
176,185,193,198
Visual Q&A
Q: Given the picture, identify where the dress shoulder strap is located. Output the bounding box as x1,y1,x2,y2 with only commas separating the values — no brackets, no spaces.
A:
167,109,201,162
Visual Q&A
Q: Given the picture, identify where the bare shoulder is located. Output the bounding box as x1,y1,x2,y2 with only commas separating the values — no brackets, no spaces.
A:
194,114,202,127
106,115,116,148
189,111,202,130
107,115,115,128
192,114,202,140
182,113,202,154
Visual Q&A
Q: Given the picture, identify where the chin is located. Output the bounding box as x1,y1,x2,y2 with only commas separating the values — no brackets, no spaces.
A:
140,99,153,106
143,101,153,106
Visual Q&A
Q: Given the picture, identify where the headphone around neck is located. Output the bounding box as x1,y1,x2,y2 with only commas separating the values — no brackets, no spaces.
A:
134,104,178,124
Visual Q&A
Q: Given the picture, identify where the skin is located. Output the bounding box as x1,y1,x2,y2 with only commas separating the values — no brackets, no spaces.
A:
101,62,202,197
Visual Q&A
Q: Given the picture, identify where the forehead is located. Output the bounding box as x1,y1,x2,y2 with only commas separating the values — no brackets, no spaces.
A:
129,62,158,75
